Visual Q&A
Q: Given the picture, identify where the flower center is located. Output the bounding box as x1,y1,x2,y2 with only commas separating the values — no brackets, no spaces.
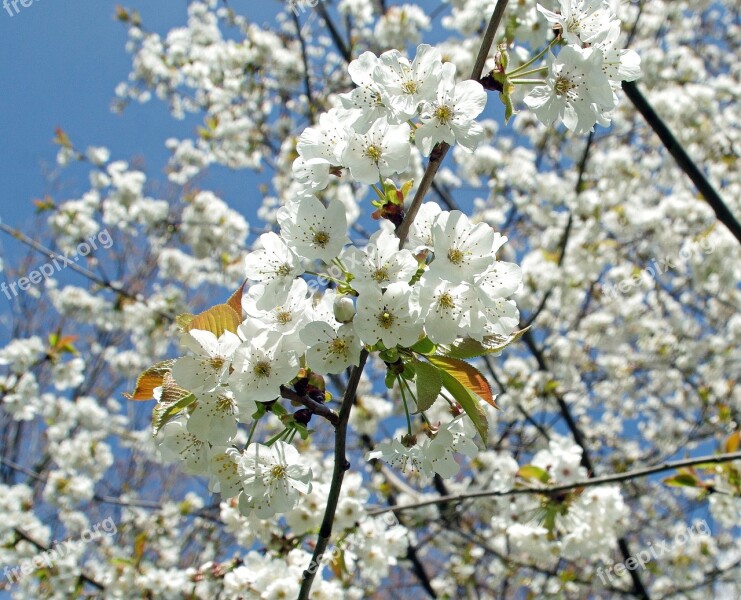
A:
276,263,292,277
270,464,287,480
276,310,292,325
209,357,225,370
554,76,576,96
253,361,272,378
216,395,233,412
329,337,349,355
438,292,455,310
377,310,395,329
371,267,389,283
447,248,465,265
566,15,581,34
402,80,419,95
312,230,330,248
365,144,383,162
434,104,454,124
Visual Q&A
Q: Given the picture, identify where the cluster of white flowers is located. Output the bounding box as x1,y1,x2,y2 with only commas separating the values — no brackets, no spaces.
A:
159,199,521,516
293,43,487,191
154,42,523,519
523,0,641,133
4,0,740,597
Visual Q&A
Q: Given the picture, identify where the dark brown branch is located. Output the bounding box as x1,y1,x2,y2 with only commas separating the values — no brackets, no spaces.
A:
395,0,510,247
280,385,339,425
313,1,352,63
298,350,368,599
622,80,741,245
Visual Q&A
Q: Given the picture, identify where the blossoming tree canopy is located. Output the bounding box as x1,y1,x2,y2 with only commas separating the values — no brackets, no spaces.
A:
1,0,740,598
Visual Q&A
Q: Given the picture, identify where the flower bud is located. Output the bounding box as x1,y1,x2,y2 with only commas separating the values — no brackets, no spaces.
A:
333,295,356,323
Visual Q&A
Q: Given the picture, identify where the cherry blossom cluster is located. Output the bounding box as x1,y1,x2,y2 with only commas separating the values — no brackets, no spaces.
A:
158,195,522,516
522,0,642,133
293,43,487,191
152,42,523,519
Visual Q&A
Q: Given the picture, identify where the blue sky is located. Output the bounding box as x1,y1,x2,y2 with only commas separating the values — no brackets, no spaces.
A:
0,0,280,230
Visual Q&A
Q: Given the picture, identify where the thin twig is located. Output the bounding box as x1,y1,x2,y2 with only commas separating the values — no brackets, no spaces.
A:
395,0,510,247
0,222,176,321
367,451,741,516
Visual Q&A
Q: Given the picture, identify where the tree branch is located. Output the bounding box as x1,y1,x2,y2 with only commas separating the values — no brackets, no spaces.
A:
395,0,510,247
0,221,175,321
622,80,741,245
298,349,368,599
280,385,339,425
11,527,106,591
367,451,741,516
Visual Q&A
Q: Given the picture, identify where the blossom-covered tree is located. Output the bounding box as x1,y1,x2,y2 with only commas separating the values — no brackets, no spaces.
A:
1,1,740,599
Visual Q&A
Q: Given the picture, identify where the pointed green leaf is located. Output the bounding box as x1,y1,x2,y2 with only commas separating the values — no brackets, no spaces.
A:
517,464,551,484
663,473,702,488
414,360,442,413
152,392,196,437
411,337,436,355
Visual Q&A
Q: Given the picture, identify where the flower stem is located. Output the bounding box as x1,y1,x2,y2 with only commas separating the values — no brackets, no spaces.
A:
245,419,259,447
304,270,344,286
509,66,548,78
371,183,386,201
507,36,559,77
397,375,414,435
510,79,547,85
265,428,290,447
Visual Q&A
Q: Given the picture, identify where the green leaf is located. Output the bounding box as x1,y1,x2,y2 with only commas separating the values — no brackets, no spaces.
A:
124,359,177,401
414,361,442,413
442,328,528,361
500,84,516,124
411,337,436,355
438,369,488,441
384,370,396,389
517,464,551,484
270,402,288,417
663,473,702,488
185,304,241,337
400,179,414,199
427,355,497,408
152,392,196,437
292,422,310,440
